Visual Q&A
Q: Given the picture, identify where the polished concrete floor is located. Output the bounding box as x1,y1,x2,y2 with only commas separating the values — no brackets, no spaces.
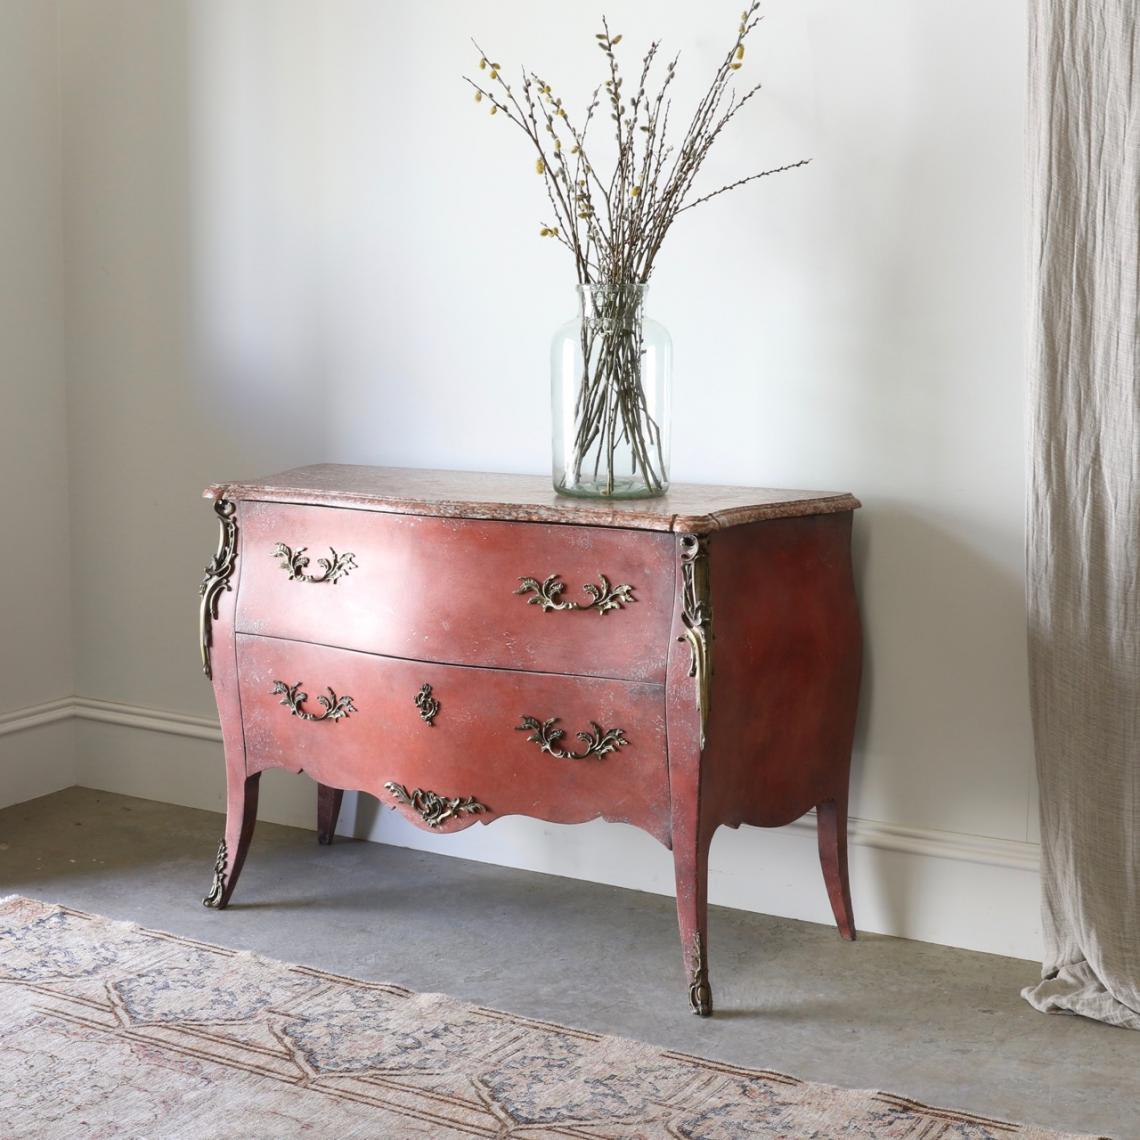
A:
1,787,1135,1139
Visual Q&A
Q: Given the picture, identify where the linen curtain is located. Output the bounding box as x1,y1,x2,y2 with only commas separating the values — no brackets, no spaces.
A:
1022,1,1140,1028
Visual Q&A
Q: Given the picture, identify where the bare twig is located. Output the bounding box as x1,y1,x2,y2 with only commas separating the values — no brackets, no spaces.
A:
676,158,811,214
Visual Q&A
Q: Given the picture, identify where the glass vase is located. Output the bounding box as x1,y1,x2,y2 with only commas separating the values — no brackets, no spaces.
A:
551,283,671,499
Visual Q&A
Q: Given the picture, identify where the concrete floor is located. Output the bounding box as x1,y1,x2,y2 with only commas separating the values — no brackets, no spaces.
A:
1,788,1135,1139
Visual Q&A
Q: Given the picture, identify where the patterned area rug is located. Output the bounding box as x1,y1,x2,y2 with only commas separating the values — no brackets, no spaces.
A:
0,897,1100,1139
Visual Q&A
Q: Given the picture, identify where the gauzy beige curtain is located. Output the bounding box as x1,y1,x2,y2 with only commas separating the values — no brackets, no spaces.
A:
1022,1,1140,1028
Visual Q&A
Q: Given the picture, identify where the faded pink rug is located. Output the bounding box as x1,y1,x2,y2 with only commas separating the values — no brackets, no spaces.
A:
0,897,1101,1138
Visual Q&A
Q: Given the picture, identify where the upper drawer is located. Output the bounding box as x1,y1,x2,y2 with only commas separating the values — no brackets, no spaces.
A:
234,501,676,682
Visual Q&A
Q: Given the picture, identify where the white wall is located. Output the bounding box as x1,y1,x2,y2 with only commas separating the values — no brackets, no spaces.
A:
0,0,76,804
53,1,1035,955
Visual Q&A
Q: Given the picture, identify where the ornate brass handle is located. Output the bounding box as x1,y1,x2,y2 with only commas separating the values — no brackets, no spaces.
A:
516,716,628,760
272,680,356,722
384,782,487,827
515,573,635,614
273,543,357,584
414,683,440,726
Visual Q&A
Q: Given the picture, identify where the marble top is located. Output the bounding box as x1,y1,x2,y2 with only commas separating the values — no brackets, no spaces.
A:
205,465,860,534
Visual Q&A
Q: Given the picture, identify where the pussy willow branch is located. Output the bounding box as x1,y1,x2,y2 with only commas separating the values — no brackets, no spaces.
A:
465,1,805,286
676,158,812,214
634,9,766,279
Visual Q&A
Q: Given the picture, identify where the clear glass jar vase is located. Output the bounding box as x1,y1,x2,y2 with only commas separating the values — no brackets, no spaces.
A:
551,283,672,499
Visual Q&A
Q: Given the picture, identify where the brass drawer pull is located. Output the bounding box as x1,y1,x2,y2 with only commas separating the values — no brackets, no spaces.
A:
414,683,440,726
272,680,357,722
273,542,357,584
384,782,487,827
516,716,628,760
515,573,635,614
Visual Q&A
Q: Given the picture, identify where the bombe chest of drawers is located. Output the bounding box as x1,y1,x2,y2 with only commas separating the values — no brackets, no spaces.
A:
198,464,862,1015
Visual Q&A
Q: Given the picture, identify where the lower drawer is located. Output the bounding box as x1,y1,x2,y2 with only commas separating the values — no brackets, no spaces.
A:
236,634,671,845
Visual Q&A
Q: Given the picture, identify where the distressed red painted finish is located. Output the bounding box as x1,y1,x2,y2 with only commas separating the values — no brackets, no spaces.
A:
236,503,675,683
201,465,862,1015
238,634,671,844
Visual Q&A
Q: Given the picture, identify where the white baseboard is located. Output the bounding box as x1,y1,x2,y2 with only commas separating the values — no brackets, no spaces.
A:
0,700,78,808
0,697,74,737
73,696,224,742
64,695,1044,962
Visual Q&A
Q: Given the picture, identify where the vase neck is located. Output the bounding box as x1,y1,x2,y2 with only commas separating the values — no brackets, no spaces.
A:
577,283,647,324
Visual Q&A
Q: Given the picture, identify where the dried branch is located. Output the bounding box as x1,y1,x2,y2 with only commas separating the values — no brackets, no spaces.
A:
465,3,808,289
676,159,812,214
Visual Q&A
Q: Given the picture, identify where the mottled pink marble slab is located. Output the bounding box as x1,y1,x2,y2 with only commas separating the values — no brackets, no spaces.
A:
205,464,860,534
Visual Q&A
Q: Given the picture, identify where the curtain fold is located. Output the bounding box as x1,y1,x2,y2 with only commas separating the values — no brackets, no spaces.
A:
1023,1,1140,1028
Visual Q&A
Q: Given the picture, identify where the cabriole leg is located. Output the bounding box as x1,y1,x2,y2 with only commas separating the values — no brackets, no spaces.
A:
317,784,344,846
673,826,714,1016
203,771,261,909
816,794,856,941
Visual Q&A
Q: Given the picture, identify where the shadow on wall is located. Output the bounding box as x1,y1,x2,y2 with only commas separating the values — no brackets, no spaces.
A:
327,496,1033,949
848,501,1034,934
